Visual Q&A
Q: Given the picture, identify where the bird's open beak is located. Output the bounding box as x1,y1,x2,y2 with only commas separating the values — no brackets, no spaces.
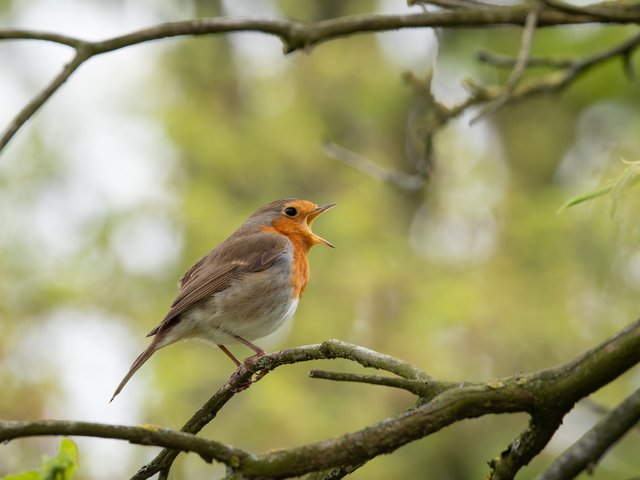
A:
307,203,336,248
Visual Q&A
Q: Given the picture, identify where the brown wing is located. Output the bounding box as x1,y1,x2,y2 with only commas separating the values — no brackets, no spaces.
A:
147,231,290,337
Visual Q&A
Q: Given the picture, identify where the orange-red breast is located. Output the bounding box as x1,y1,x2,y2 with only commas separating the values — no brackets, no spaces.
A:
110,199,335,401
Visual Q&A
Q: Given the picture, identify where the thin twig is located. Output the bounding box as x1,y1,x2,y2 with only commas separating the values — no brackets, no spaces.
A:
477,50,574,69
308,369,451,398
477,30,640,78
560,30,640,84
401,27,640,151
461,30,640,123
410,0,500,10
503,3,543,92
0,49,90,152
538,388,640,480
0,4,622,155
0,419,250,465
471,2,542,123
401,71,439,179
0,29,84,47
541,0,640,22
323,140,427,192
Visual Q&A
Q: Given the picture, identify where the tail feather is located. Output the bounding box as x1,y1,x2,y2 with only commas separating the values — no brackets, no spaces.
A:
110,339,159,403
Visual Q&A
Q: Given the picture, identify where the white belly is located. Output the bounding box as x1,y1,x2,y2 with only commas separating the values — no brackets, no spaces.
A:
163,268,299,346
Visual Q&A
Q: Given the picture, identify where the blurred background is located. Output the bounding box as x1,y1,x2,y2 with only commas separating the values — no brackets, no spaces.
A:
1,1,640,478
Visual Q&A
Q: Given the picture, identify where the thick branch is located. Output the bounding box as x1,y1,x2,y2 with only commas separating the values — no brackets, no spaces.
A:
0,8,610,54
239,320,640,478
489,414,565,480
133,339,430,479
134,318,640,478
2,320,639,479
304,463,366,480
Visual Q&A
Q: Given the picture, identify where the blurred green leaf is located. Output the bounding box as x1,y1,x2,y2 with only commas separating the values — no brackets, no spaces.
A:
2,438,78,480
2,471,39,480
558,159,640,217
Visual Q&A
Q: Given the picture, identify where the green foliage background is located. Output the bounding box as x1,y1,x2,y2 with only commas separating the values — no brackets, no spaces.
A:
1,1,640,479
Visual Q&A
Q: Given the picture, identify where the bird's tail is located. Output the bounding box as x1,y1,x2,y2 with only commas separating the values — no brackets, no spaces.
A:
110,338,160,403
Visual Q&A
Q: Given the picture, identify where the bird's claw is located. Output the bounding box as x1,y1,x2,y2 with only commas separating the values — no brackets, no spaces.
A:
227,354,269,392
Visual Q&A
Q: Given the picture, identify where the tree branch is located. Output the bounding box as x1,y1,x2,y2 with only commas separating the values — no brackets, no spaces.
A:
459,30,640,125
128,318,640,478
478,30,640,74
0,49,90,153
0,419,250,465
322,140,427,192
304,463,367,480
537,387,640,480
541,0,640,22
227,318,640,478
581,397,640,433
2,320,639,479
308,369,452,398
560,30,640,82
488,414,565,480
0,7,607,54
476,50,574,69
471,1,543,123
133,339,430,479
389,30,640,173
412,0,500,10
0,4,635,155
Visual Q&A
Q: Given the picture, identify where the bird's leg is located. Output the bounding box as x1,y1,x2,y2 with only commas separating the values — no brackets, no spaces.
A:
231,333,266,358
221,345,251,392
232,334,272,382
218,344,241,367
225,335,270,392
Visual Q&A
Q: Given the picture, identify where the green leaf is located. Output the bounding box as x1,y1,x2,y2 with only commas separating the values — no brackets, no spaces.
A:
1,439,78,480
608,159,640,218
558,159,640,217
557,182,616,213
2,471,40,480
41,438,78,480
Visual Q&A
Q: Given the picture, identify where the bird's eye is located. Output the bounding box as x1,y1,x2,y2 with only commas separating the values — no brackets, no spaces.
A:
284,206,297,217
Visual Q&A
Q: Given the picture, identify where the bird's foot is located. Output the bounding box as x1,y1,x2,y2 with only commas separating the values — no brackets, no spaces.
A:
244,351,265,368
227,352,268,392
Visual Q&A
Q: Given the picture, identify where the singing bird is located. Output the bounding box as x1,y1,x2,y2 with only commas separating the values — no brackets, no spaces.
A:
111,199,335,401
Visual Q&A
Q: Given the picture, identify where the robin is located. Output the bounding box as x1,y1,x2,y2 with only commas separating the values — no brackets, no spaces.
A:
110,198,335,401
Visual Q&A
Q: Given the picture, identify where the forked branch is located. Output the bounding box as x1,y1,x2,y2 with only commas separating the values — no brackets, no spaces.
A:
0,2,638,154
1,321,638,479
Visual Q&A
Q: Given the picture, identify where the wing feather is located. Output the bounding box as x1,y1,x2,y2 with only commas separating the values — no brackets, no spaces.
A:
147,231,289,337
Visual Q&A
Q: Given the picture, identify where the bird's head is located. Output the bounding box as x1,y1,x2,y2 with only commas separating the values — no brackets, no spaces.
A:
249,199,335,248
